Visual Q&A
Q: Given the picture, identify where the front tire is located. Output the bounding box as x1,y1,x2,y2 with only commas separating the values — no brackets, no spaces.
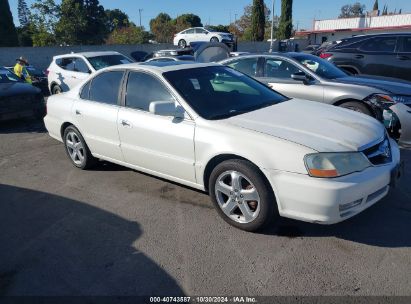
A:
63,125,96,169
210,37,219,43
339,101,372,116
209,159,276,232
178,39,187,48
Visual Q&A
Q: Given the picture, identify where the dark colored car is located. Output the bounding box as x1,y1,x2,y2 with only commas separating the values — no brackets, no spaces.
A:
0,67,45,121
321,33,411,81
6,65,49,96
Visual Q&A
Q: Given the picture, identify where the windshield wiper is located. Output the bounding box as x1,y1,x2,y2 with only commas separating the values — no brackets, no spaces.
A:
208,102,277,120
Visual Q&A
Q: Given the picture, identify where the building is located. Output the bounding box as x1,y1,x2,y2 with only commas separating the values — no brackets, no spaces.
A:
298,13,411,44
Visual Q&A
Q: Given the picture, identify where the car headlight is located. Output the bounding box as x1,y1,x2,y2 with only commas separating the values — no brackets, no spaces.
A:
304,152,371,178
366,94,411,107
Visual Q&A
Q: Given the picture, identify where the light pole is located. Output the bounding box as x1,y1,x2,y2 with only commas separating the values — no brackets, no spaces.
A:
138,8,143,27
269,0,275,52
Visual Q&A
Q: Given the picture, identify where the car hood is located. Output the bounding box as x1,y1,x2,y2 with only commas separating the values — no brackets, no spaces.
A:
334,75,411,95
0,82,41,98
225,99,385,152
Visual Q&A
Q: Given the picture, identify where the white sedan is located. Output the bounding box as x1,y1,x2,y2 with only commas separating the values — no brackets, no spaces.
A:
173,27,234,48
44,62,401,231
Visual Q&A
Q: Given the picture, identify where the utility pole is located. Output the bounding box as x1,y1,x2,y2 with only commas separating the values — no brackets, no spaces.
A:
269,0,275,52
234,13,237,23
138,8,143,27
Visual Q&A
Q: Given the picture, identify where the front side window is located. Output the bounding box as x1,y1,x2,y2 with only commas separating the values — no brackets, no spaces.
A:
226,58,258,77
125,72,174,111
89,71,124,105
402,37,411,52
292,55,347,79
264,58,301,78
74,59,90,73
80,81,91,99
185,29,195,34
86,55,133,71
360,37,397,52
195,28,207,34
164,66,287,120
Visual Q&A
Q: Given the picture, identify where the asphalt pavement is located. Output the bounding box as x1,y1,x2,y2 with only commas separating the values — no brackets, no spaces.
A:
0,119,410,297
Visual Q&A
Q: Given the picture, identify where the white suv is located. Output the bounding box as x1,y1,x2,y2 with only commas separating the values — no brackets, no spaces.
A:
173,27,233,48
47,51,133,94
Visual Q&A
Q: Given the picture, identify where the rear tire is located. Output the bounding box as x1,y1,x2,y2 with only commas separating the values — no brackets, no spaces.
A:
63,125,96,169
52,85,62,95
339,101,372,116
209,159,276,232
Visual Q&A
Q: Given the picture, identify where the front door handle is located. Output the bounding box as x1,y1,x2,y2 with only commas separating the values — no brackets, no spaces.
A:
121,120,131,127
354,54,364,59
75,109,81,115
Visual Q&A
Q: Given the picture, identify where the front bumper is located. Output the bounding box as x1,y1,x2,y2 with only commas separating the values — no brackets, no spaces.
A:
263,139,401,224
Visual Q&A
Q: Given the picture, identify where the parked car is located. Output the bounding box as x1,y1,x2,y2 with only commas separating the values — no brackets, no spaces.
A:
145,55,195,62
0,67,45,121
7,65,49,95
321,33,411,81
220,53,411,146
44,62,401,231
302,44,320,54
47,51,134,94
173,27,234,48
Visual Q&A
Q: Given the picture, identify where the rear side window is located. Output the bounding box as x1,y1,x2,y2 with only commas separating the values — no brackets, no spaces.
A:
226,58,258,77
89,71,124,105
56,58,75,71
125,72,174,111
360,37,397,52
401,37,411,52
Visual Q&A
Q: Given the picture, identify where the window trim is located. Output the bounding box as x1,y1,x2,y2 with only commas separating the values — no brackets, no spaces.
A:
120,69,193,120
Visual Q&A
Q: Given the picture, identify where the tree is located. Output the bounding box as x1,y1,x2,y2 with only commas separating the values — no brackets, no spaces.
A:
277,0,293,39
105,9,130,32
149,13,175,43
207,25,230,33
0,0,19,46
173,14,202,33
18,0,30,27
106,26,151,44
339,2,366,18
251,0,265,41
234,3,271,41
29,0,59,46
81,0,107,44
373,0,378,11
55,0,87,45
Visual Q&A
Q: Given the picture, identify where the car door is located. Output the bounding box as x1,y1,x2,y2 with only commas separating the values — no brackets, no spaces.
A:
356,36,399,78
258,57,324,102
73,70,124,161
195,28,208,42
117,70,196,183
395,35,411,81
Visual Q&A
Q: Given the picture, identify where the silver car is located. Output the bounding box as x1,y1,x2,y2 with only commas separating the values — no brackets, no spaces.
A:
220,53,411,147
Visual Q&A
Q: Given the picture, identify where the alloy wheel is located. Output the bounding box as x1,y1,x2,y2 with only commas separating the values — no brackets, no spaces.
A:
65,131,85,166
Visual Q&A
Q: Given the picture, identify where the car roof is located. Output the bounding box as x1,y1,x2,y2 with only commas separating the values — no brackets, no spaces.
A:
220,52,308,61
55,51,122,58
107,62,220,73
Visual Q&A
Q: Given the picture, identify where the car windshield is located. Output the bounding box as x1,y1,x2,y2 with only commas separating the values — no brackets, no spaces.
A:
292,54,347,79
0,69,21,83
163,66,287,120
86,54,133,70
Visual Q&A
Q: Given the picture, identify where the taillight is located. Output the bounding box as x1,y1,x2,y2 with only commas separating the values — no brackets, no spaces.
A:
320,53,332,59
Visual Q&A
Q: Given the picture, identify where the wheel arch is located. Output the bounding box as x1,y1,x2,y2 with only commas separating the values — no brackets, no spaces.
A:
332,98,376,118
203,153,268,192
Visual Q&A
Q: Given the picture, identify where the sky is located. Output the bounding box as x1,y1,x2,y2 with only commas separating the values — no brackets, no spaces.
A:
8,0,411,31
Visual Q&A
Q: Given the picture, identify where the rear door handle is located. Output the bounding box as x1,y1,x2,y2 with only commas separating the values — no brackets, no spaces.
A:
397,55,410,60
121,120,131,127
354,54,364,59
75,109,81,115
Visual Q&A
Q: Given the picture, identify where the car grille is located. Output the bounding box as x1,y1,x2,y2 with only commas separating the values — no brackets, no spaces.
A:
362,137,392,165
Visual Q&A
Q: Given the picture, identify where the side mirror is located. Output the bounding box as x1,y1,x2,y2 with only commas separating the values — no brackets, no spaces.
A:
149,101,184,119
291,72,308,82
